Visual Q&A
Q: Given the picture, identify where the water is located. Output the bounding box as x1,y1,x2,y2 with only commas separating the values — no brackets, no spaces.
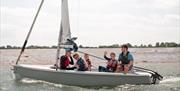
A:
0,48,180,91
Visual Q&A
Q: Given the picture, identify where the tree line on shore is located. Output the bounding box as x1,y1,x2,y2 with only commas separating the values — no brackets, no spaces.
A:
0,42,180,49
98,42,180,48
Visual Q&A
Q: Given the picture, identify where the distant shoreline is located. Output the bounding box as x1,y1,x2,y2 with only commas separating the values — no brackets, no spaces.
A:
0,47,180,50
1,42,180,49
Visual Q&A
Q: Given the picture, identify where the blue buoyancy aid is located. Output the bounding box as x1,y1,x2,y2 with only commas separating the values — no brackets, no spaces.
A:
118,52,133,64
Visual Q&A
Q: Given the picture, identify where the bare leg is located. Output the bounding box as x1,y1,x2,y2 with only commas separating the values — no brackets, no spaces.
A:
124,65,129,74
115,64,123,73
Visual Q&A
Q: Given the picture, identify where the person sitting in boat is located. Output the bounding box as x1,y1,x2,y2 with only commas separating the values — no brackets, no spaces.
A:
60,49,76,70
98,51,118,72
84,53,92,71
116,44,134,73
73,53,88,71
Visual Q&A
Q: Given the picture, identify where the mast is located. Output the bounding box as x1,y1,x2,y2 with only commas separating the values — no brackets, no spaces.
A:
55,0,71,67
16,0,44,65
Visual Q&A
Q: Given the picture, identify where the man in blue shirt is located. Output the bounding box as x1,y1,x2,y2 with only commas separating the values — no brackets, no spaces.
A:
116,44,134,73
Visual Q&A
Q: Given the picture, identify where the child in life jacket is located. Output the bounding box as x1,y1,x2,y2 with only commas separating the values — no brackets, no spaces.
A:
84,54,92,71
99,51,118,72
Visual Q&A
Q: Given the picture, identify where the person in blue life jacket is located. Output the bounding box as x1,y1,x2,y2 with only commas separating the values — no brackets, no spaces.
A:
99,51,118,72
115,44,134,74
73,53,88,71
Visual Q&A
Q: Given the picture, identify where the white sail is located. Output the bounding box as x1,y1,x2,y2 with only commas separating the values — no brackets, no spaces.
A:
59,0,71,44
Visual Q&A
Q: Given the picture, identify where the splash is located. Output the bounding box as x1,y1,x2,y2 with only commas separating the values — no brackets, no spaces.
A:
160,77,180,84
115,84,136,91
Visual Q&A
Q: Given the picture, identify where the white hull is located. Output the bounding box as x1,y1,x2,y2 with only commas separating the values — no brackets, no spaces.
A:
13,64,158,87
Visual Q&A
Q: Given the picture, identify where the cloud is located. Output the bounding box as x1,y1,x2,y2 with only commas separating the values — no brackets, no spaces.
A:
1,0,180,46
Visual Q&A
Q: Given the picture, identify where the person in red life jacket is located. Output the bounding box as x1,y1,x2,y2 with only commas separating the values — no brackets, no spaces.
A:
84,53,92,71
116,44,134,74
73,53,88,71
60,49,76,70
98,51,118,72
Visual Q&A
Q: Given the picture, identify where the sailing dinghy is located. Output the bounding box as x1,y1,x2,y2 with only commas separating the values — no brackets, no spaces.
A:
13,0,163,87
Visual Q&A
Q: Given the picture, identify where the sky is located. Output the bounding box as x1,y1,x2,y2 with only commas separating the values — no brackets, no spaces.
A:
1,0,180,47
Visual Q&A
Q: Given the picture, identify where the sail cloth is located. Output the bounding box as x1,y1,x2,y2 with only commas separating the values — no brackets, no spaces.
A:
56,0,72,67
59,0,78,49
59,0,71,44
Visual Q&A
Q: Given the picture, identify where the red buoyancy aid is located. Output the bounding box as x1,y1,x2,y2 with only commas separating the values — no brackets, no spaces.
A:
86,59,92,67
107,60,117,71
60,55,70,69
64,57,70,67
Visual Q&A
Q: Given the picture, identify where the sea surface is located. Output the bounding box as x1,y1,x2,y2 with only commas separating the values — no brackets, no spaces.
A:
0,48,180,91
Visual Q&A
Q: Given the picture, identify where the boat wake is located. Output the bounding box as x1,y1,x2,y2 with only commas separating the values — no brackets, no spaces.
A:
20,78,63,88
18,76,180,89
19,78,137,90
160,76,180,84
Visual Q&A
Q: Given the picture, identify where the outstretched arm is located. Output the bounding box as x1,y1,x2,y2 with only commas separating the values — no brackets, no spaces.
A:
104,51,111,61
104,55,111,60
